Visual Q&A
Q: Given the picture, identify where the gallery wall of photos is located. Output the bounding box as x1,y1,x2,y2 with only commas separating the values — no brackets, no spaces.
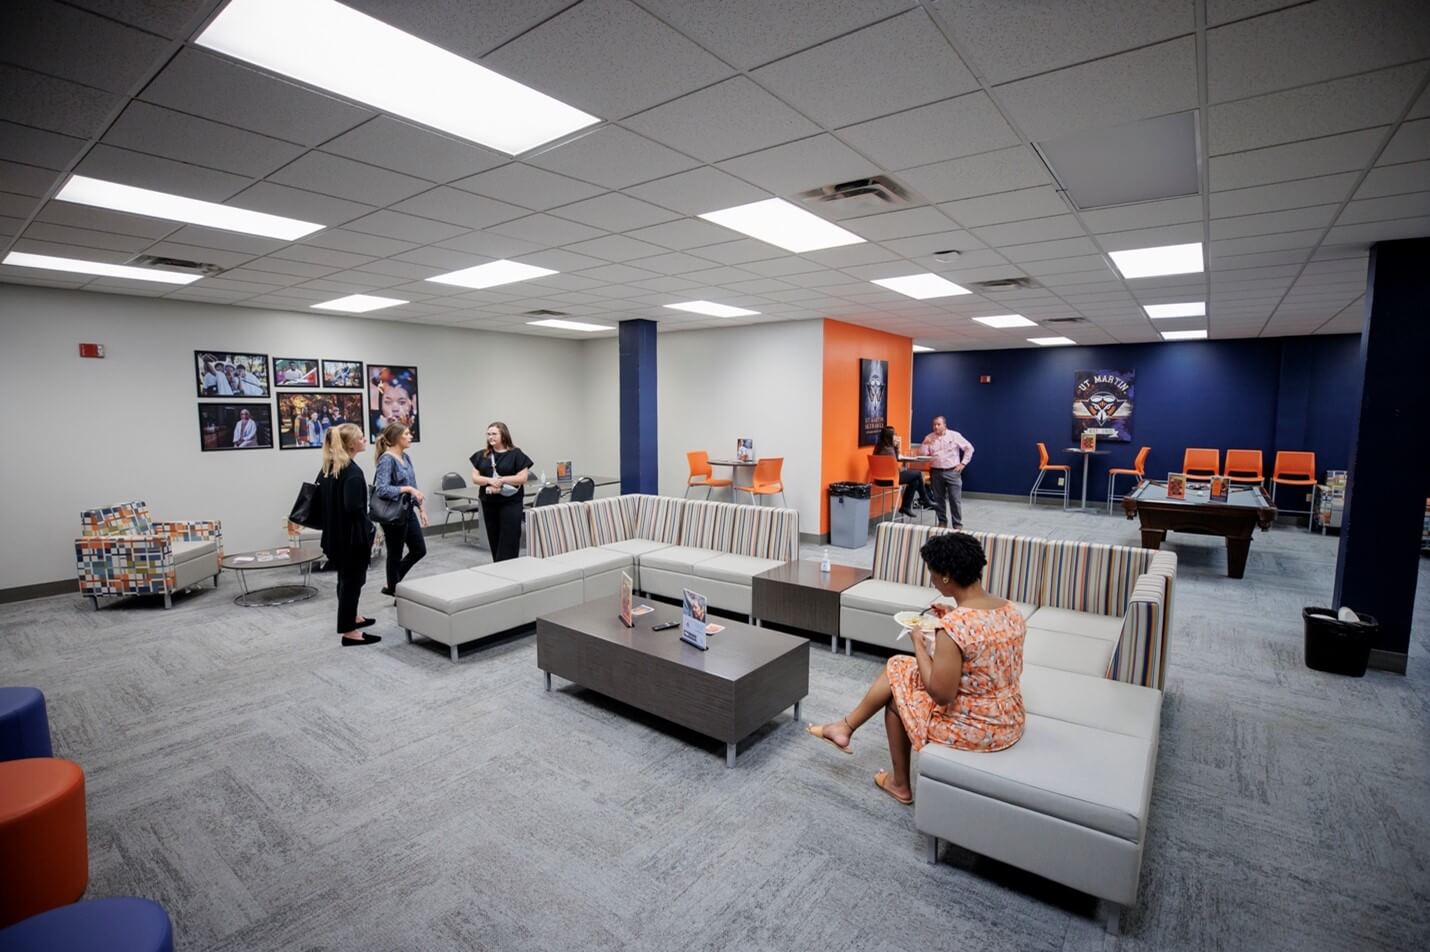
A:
194,351,419,453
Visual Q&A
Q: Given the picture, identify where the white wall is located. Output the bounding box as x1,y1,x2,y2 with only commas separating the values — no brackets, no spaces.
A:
0,284,618,589
655,321,824,531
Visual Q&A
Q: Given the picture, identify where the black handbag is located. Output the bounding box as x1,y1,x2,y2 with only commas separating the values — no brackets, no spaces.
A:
289,479,323,530
369,485,410,526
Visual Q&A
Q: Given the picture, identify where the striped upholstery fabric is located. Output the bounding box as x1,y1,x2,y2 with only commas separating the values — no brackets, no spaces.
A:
969,532,1045,603
729,506,799,560
526,502,593,558
871,523,943,585
680,501,737,551
1039,540,1155,616
587,497,632,545
634,495,687,544
1108,574,1167,689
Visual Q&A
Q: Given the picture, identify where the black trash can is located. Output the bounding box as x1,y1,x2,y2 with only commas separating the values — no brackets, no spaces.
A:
828,482,872,548
1302,606,1377,677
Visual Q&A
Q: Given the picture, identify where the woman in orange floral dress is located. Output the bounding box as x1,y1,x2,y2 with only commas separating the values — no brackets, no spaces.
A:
809,533,1025,804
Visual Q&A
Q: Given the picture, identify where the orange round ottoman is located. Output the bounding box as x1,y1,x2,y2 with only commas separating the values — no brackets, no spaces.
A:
0,758,89,928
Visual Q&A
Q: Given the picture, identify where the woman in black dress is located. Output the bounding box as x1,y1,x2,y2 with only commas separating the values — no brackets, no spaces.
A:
874,425,931,517
316,423,380,646
470,421,533,562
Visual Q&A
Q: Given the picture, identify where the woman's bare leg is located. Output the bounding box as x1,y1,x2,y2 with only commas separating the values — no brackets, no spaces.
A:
881,705,914,800
816,668,894,749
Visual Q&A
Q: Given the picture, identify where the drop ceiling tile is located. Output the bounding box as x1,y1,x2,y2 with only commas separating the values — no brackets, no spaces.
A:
393,246,495,271
1212,229,1325,256
0,65,116,140
220,267,311,287
350,259,442,281
897,146,1052,204
624,78,820,164
271,153,430,206
716,134,881,199
777,269,852,289
738,256,829,278
434,230,543,259
1379,118,1430,165
0,192,37,219
1000,236,1100,263
103,102,307,180
1097,220,1205,251
389,187,528,229
638,0,910,71
343,210,467,244
342,0,570,60
7,237,126,264
1207,0,1430,102
557,234,664,263
626,167,769,217
1080,196,1204,233
0,160,61,198
140,241,258,270
549,193,680,232
242,258,338,279
1023,255,1115,276
1209,65,1423,155
482,0,731,119
320,116,505,183
451,163,604,210
74,144,250,201
630,275,702,293
139,49,372,146
881,229,986,257
270,244,375,269
528,126,701,190
573,263,661,284
802,243,900,268
1356,160,1430,199
488,213,607,246
751,9,977,127
1210,174,1359,218
0,1,167,94
1210,205,1338,240
517,249,611,273
302,229,418,258
162,226,285,256
0,121,85,172
940,186,1070,227
843,206,955,241
228,183,374,228
20,220,150,253
837,93,1019,170
1338,192,1430,225
1208,128,1387,190
622,218,731,252
692,239,786,266
1208,249,1310,269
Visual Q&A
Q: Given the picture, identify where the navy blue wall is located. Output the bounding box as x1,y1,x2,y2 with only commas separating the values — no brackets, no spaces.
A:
912,334,1362,503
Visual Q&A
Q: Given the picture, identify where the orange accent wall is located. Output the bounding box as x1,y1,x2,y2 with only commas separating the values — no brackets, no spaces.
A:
820,319,913,534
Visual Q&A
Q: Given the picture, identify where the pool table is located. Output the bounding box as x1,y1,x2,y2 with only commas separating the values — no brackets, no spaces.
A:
1122,481,1277,578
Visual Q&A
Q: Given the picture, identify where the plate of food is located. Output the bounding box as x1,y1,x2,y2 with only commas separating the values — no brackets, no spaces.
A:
893,610,939,631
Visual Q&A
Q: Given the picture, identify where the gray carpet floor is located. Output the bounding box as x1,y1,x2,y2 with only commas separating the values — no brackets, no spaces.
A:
2,498,1426,951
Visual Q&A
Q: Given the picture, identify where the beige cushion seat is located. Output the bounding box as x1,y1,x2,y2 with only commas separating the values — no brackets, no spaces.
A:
638,545,725,573
840,578,941,614
474,556,582,592
598,539,673,558
396,570,520,613
171,539,217,563
694,553,785,585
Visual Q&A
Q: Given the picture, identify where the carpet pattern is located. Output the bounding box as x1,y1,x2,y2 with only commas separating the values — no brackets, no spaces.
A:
1,498,1426,951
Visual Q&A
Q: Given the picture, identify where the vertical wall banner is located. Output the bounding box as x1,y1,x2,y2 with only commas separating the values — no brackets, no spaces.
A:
1072,368,1134,442
859,358,888,446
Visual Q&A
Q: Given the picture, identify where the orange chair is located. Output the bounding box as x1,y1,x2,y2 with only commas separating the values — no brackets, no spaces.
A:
867,454,905,524
1106,445,1150,513
0,758,88,928
1182,448,1220,479
1271,451,1317,519
1029,442,1070,509
1224,449,1265,485
684,450,732,500
735,457,786,508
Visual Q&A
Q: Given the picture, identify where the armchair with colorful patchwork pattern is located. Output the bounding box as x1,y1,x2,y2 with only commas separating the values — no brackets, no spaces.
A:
75,501,223,609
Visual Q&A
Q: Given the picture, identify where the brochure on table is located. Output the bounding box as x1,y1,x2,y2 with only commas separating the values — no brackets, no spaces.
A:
618,572,652,626
1080,431,1097,452
1209,476,1229,503
556,460,572,490
681,588,708,650
736,438,754,463
1166,473,1187,500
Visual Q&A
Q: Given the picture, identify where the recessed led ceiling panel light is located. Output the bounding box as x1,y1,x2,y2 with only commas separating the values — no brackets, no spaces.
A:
527,319,611,332
1108,242,1203,279
870,273,971,300
1143,301,1206,318
55,175,322,240
196,0,599,155
698,198,865,253
664,301,761,318
973,314,1037,328
426,260,557,289
912,344,934,353
1028,336,1076,346
2,251,201,284
311,294,408,313
1161,329,1208,340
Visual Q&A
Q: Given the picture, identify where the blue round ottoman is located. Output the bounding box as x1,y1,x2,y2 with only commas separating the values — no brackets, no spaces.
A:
0,898,173,952
0,689,52,762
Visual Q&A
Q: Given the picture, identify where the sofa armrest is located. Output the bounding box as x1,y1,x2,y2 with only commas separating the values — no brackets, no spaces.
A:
154,520,223,556
75,534,176,595
1106,574,1167,690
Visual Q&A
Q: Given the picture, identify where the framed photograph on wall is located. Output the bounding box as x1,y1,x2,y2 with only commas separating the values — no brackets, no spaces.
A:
368,364,419,441
273,357,319,388
321,360,364,389
1072,369,1134,443
276,392,365,449
198,403,273,451
196,351,269,397
859,358,888,446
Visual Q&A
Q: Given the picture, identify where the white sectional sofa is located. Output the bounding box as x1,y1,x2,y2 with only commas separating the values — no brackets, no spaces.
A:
841,523,1177,932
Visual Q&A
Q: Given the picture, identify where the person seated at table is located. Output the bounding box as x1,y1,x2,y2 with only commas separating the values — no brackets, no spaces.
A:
808,532,1025,805
873,426,930,517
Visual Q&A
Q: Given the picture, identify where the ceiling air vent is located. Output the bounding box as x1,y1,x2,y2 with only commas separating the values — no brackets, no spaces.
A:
523,309,570,316
129,254,224,275
1045,316,1087,324
798,176,909,217
973,277,1041,292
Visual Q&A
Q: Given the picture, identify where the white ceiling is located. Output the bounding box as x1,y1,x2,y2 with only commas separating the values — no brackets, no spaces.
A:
1,0,1427,348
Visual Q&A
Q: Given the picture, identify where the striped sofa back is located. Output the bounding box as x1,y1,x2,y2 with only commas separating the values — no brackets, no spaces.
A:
730,505,799,561
680,500,737,551
526,502,594,558
1107,568,1170,689
1039,540,1155,617
634,495,686,544
968,531,1046,604
588,496,632,545
871,523,940,585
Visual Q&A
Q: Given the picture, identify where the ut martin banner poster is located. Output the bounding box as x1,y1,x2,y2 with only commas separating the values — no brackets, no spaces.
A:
1072,369,1135,442
860,358,888,446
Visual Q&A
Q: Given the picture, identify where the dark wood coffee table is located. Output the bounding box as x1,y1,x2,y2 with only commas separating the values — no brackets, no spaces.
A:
751,560,872,652
1122,481,1276,578
536,596,809,767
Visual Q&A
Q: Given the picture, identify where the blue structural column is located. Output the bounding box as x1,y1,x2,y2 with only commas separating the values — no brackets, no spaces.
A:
619,319,658,495
1333,237,1430,673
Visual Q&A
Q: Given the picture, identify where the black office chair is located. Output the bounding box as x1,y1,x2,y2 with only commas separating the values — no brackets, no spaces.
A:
569,477,596,502
533,483,561,507
440,472,480,543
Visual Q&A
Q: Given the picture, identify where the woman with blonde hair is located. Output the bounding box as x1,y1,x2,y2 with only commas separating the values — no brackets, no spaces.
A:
372,422,427,597
316,423,379,646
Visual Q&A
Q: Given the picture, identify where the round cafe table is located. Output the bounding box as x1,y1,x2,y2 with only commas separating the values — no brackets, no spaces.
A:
220,545,323,606
1063,447,1110,513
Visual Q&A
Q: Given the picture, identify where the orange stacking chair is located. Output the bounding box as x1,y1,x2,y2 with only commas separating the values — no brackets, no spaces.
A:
1106,445,1150,513
1224,449,1265,486
867,454,904,524
1028,442,1070,509
1182,448,1220,479
1271,451,1317,519
684,450,732,500
735,457,786,507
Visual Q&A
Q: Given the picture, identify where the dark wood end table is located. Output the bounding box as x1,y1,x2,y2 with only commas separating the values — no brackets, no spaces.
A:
751,560,872,653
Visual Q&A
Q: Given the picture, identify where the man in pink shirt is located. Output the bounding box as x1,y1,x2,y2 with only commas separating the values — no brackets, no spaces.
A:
920,415,974,529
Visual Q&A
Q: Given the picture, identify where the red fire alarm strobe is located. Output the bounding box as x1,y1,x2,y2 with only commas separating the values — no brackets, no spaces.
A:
979,374,991,384
79,343,105,358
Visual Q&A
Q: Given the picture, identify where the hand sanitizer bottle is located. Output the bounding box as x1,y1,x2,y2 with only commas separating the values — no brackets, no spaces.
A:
540,470,547,486
820,549,831,573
